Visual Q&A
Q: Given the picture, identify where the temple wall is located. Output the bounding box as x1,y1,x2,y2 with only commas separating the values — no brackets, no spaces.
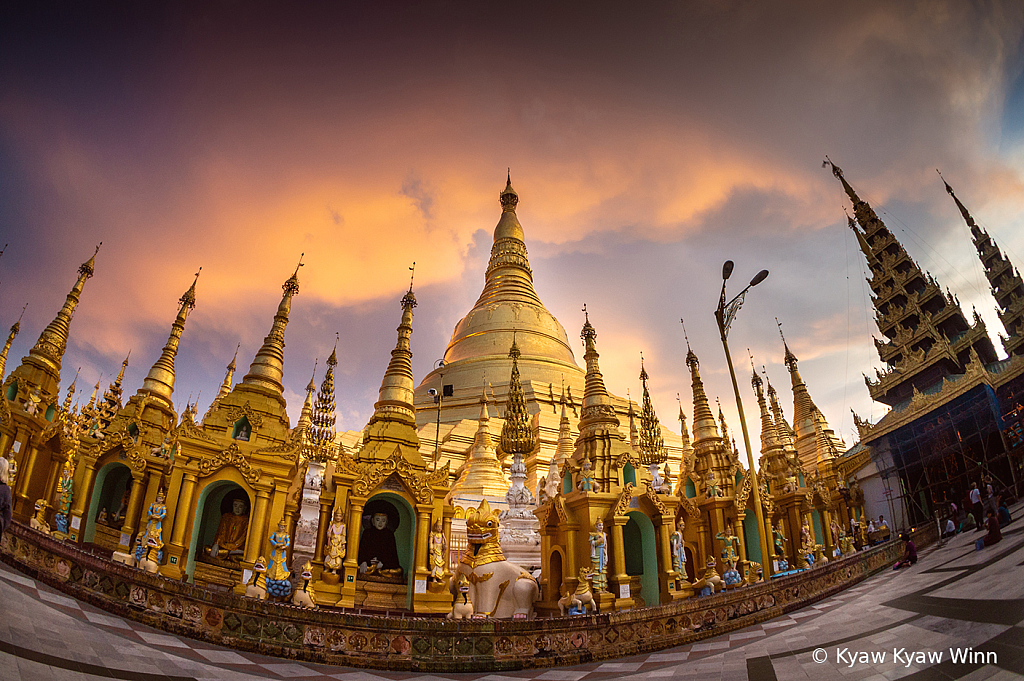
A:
2,520,908,672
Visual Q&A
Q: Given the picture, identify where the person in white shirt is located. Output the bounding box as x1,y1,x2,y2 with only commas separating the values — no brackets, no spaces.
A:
970,483,984,532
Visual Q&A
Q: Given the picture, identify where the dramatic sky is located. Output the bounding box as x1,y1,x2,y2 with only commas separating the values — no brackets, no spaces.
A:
2,1,1024,448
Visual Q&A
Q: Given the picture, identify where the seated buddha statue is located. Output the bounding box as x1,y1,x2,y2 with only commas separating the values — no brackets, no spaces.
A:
357,510,402,581
203,498,249,562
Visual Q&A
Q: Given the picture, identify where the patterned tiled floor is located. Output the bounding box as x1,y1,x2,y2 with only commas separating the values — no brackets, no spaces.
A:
1,510,1023,680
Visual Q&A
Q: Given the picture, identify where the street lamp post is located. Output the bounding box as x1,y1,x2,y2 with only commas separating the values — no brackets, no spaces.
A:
714,260,772,579
428,359,446,471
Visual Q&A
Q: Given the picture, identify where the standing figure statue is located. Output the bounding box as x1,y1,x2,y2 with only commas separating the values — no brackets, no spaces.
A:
429,519,448,582
135,489,167,571
670,516,686,575
323,508,347,574
773,520,786,557
589,518,608,592
265,520,293,598
53,459,75,535
7,454,17,491
715,531,740,570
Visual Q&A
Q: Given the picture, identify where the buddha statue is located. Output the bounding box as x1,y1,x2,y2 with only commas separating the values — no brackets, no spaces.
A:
204,497,249,562
357,509,402,580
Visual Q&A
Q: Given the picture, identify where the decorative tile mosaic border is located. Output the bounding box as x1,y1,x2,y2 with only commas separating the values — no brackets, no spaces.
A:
0,523,904,672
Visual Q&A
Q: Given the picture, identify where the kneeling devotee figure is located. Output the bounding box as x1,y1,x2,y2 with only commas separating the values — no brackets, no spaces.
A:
358,507,403,581
204,498,249,562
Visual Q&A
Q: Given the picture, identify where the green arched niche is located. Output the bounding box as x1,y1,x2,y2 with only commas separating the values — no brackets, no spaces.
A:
186,481,252,582
362,492,416,609
84,462,132,544
623,511,658,607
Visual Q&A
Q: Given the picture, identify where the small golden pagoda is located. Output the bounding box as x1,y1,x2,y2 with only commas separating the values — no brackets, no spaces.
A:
536,311,689,615
752,368,808,569
1,246,99,522
69,270,200,553
682,341,753,577
314,279,453,613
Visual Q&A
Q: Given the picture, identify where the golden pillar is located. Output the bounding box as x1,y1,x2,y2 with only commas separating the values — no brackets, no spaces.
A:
338,498,364,607
43,451,66,510
610,516,632,609
656,516,673,605
117,471,148,551
564,523,579,586
821,508,835,557
69,460,97,524
733,514,748,563
162,472,196,579
15,438,40,511
312,498,333,564
539,528,553,602
414,506,432,582
244,488,272,565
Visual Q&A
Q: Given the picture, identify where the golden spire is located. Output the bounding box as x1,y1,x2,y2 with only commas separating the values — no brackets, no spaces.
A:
677,393,691,450
27,244,100,382
243,256,303,398
297,361,317,430
140,269,199,406
717,398,731,448
310,336,339,462
0,304,25,380
203,344,239,422
942,172,1024,357
579,305,620,433
63,368,81,413
627,389,638,447
752,363,779,453
450,388,508,498
555,384,574,466
218,344,239,398
371,268,417,424
812,409,840,463
79,378,101,428
99,352,130,424
637,354,666,465
500,334,536,456
684,333,720,443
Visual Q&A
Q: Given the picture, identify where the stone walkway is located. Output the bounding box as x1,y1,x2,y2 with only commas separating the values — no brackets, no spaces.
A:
1,512,1022,680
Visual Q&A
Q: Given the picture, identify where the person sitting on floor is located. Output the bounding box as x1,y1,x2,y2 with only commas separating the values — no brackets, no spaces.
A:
982,510,1002,548
893,533,917,570
943,518,956,538
959,512,976,533
997,504,1011,528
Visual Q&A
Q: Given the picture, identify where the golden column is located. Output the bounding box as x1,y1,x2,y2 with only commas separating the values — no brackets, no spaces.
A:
163,471,197,578
117,470,148,552
657,515,674,604
414,505,432,586
339,498,364,606
244,488,272,565
610,515,631,608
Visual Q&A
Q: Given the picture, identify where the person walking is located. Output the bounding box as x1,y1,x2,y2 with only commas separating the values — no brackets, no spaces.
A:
0,457,11,541
970,483,984,532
